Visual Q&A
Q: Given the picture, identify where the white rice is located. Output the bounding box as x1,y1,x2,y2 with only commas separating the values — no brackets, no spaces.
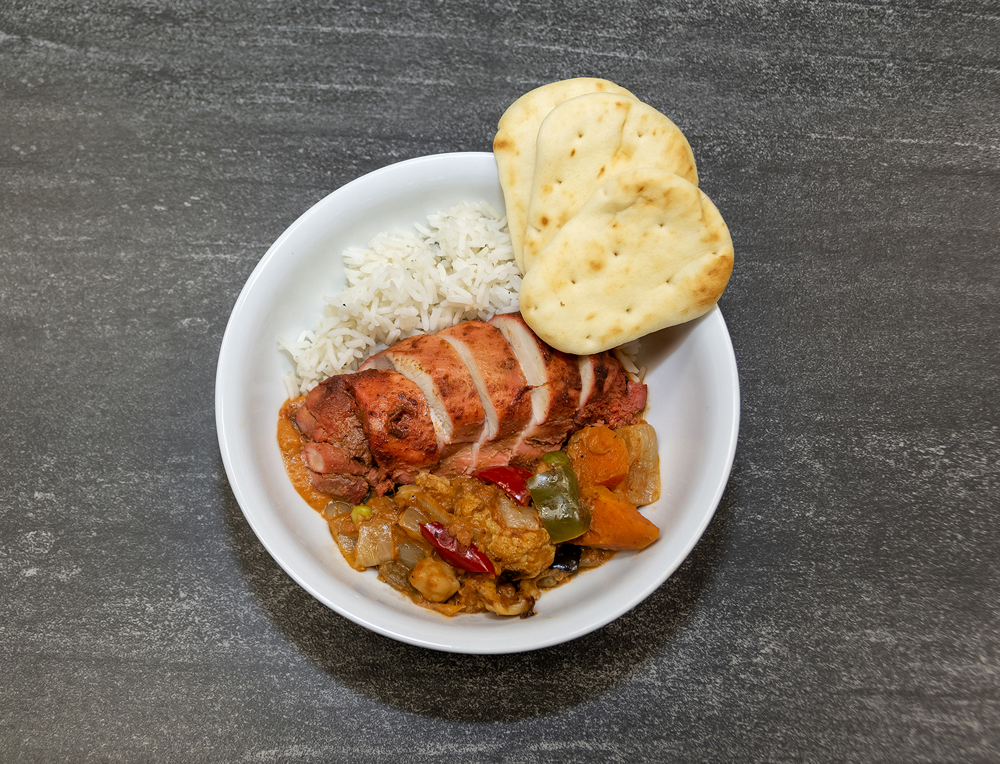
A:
280,201,520,396
613,341,645,381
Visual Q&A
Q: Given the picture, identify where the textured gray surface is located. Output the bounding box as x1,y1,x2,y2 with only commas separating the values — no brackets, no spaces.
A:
2,1,999,761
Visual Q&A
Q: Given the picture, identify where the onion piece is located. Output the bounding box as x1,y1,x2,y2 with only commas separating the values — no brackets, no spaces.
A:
354,521,396,568
323,500,353,520
398,508,429,538
335,532,362,571
414,494,452,525
397,540,427,570
615,422,661,505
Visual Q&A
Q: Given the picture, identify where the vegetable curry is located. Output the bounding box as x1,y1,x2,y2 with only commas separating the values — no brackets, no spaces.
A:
278,398,660,617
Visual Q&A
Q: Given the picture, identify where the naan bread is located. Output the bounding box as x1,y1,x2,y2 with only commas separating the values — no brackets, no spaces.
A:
493,78,635,272
519,168,733,355
521,92,698,272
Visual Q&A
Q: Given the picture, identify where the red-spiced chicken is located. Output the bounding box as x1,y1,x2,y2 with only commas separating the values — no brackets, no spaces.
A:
292,313,647,501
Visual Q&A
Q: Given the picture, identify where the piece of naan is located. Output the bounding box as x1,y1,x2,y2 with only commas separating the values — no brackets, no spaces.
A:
493,78,635,272
521,92,698,272
519,168,733,355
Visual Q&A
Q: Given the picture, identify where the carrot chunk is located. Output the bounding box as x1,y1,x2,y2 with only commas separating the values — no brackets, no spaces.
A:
567,426,630,489
573,485,659,551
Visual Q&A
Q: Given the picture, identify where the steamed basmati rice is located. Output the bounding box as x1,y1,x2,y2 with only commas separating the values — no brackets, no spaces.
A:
280,201,520,396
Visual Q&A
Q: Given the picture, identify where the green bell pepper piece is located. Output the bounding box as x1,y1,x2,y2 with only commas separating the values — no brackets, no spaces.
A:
527,465,591,543
540,450,572,469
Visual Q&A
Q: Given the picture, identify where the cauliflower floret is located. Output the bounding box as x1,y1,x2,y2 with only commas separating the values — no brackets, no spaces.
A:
450,477,555,578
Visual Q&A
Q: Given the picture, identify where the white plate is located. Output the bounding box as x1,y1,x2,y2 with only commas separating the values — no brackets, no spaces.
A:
216,152,740,654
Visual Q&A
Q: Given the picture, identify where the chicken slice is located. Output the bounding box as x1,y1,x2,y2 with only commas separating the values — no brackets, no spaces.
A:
360,333,485,452
437,320,531,468
310,472,370,505
296,375,380,499
345,369,441,484
576,352,648,428
489,312,582,464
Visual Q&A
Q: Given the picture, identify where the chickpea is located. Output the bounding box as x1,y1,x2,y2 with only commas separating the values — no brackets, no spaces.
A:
408,557,460,603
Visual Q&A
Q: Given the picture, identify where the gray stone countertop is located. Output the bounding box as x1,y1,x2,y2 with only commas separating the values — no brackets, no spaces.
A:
2,2,998,761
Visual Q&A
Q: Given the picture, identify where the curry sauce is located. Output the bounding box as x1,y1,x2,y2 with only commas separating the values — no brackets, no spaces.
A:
277,397,331,513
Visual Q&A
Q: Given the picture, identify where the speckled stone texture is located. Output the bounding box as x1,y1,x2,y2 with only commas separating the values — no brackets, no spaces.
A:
2,1,998,761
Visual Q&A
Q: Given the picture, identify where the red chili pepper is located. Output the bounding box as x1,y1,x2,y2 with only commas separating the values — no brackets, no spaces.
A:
420,522,494,574
472,465,533,506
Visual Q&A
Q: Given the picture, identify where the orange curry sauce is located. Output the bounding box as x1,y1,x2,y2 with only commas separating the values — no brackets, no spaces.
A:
277,398,331,513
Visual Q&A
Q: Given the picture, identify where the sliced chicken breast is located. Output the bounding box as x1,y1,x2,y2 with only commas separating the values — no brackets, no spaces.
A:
345,369,441,484
576,351,648,428
489,312,582,463
360,333,485,450
291,316,648,495
437,320,531,467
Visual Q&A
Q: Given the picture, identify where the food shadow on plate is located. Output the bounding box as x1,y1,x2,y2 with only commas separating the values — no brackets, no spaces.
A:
220,453,735,723
634,312,708,371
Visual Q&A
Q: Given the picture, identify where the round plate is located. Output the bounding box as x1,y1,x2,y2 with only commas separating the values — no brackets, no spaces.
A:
216,152,739,654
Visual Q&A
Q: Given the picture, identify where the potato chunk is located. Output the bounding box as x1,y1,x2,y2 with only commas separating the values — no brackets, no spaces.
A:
409,557,461,602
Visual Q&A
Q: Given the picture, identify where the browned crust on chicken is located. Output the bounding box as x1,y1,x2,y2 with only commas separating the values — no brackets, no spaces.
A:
438,320,531,440
364,333,485,446
297,375,368,455
345,369,441,482
577,352,647,428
